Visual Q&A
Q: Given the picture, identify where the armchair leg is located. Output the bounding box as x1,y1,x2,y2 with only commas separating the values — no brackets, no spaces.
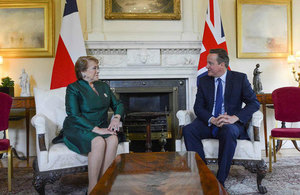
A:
32,158,62,195
239,160,267,194
256,160,267,194
33,170,62,195
33,173,46,195
32,157,88,194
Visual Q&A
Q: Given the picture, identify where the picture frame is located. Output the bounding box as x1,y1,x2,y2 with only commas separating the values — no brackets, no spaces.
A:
0,0,54,58
236,0,292,58
105,0,181,20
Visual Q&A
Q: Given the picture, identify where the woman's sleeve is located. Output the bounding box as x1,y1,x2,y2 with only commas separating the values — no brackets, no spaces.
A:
65,85,95,131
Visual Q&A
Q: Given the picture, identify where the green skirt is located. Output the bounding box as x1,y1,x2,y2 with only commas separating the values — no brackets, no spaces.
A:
63,128,111,154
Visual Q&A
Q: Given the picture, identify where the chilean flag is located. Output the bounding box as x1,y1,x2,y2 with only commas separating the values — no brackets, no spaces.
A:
197,0,229,86
50,0,86,89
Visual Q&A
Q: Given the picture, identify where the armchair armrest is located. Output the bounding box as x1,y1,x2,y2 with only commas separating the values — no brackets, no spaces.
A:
31,113,57,152
176,110,196,139
251,110,263,128
176,110,196,126
248,110,263,142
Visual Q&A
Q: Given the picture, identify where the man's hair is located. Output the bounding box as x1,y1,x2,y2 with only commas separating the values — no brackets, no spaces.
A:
75,56,99,80
209,48,229,68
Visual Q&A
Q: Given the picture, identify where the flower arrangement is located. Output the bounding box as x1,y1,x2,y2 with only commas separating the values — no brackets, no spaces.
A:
0,76,14,87
0,76,15,96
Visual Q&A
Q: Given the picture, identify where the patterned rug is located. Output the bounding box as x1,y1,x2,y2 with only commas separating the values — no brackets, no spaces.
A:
0,156,300,194
210,156,300,195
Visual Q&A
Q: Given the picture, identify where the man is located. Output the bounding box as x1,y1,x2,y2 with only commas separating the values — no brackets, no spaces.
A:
183,48,260,186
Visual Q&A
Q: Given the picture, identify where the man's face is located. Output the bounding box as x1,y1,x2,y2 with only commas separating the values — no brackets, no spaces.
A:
206,53,226,77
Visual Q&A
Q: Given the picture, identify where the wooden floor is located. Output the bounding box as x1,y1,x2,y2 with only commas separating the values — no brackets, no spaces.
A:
0,148,299,168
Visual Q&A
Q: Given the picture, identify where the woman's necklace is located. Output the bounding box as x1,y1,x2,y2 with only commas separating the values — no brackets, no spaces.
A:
89,82,99,96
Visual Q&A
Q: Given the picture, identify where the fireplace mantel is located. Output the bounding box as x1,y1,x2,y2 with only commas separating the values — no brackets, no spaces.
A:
86,40,200,109
86,41,201,49
86,41,200,78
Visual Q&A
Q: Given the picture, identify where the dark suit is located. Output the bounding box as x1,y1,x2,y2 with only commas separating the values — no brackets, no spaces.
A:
183,70,260,185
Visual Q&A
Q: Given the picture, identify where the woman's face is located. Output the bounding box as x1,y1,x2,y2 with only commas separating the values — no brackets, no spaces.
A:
82,60,99,83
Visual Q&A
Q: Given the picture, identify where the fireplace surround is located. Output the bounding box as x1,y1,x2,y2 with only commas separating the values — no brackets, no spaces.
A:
87,40,201,151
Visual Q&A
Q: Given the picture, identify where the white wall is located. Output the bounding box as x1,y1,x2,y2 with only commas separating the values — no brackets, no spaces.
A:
5,0,300,156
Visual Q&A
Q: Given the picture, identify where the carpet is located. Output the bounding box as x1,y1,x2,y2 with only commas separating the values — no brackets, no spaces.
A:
0,168,88,195
210,156,300,195
0,156,300,195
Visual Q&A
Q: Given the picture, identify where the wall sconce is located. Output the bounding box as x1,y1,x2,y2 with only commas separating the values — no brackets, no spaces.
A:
287,51,300,87
0,56,3,65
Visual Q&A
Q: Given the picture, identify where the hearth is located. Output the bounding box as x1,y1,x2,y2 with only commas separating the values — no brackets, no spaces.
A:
103,79,186,152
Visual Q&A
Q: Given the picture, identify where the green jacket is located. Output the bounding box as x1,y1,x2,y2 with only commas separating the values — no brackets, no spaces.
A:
62,79,124,154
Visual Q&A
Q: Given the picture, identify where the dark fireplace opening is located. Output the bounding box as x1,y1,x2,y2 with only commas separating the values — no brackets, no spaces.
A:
103,79,186,152
121,93,169,113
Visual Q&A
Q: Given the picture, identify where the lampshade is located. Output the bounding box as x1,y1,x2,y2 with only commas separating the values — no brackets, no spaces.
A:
287,55,296,64
296,51,300,60
0,56,3,65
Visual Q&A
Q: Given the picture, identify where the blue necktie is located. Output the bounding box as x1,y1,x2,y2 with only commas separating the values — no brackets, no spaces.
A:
212,78,223,137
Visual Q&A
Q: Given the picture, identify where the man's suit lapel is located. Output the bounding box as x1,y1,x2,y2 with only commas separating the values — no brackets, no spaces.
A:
224,71,233,111
207,76,215,112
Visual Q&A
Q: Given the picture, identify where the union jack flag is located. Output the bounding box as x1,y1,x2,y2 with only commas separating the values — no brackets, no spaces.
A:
197,0,229,86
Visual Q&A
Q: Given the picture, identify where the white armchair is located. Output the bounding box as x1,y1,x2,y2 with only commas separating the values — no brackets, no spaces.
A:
31,87,129,194
176,110,267,194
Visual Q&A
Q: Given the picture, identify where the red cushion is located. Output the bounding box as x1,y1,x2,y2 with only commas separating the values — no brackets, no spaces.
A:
0,139,10,151
271,128,300,138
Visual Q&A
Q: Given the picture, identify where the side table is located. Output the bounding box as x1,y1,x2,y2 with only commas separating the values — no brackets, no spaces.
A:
11,96,35,166
256,93,273,157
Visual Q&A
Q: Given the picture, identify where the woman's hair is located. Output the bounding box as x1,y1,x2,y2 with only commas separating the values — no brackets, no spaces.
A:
75,56,99,80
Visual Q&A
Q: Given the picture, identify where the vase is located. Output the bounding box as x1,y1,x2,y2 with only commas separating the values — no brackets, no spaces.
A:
0,87,14,97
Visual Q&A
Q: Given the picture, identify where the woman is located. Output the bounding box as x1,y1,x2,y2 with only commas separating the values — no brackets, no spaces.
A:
62,56,124,194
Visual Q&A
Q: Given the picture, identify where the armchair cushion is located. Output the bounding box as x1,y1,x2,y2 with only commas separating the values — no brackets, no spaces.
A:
34,87,66,127
176,110,263,160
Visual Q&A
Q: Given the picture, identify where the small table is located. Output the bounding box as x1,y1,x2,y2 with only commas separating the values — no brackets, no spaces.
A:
91,152,227,195
11,96,35,166
126,112,167,152
256,93,273,157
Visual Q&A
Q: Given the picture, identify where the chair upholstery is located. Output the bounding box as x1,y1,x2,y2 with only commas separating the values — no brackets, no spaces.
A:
176,110,268,194
0,92,13,192
0,139,10,150
31,87,129,194
269,87,300,172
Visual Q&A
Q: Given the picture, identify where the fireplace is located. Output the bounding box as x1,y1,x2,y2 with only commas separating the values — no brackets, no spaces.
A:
103,79,186,152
